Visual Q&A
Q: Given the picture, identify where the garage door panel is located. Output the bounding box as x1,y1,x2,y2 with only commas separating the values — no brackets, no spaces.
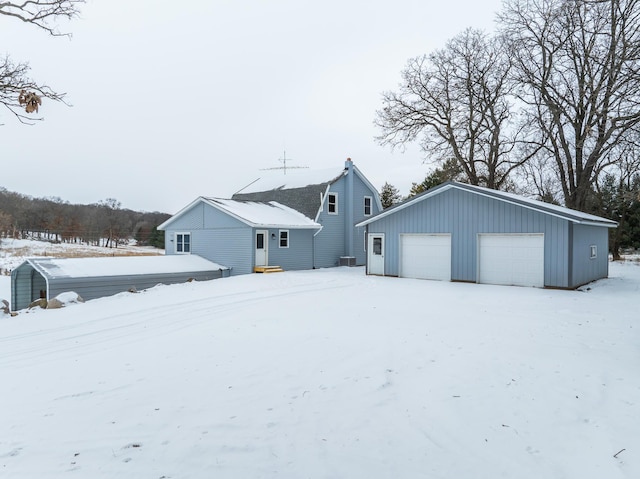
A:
400,234,451,281
478,234,544,287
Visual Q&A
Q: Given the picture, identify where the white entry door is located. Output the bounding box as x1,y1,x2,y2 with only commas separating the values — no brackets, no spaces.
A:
400,234,451,281
478,234,544,287
255,230,268,267
367,234,385,275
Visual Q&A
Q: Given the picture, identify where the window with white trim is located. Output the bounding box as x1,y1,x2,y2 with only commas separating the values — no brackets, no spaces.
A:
364,196,372,216
328,193,338,214
279,230,289,248
590,245,597,259
176,232,191,254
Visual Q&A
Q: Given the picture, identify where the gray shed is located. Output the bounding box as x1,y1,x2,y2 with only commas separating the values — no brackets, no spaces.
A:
10,255,230,311
356,182,618,289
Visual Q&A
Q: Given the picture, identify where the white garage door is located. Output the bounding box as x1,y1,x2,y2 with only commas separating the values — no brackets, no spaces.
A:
400,234,451,281
478,234,544,287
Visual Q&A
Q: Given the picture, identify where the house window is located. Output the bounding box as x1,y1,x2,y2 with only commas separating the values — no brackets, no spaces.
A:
364,196,372,216
328,193,338,215
279,230,289,248
176,232,191,254
590,245,597,259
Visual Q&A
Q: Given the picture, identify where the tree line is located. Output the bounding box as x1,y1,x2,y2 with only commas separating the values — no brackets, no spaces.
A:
0,188,169,248
376,0,640,257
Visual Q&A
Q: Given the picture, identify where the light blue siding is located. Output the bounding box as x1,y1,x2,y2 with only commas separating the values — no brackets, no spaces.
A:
164,201,318,274
266,228,314,271
164,202,254,275
191,228,253,275
313,170,382,268
314,179,346,268
351,173,382,265
366,188,572,288
571,224,609,287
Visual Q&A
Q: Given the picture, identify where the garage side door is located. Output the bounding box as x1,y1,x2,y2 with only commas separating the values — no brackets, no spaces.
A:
478,234,544,287
400,234,451,281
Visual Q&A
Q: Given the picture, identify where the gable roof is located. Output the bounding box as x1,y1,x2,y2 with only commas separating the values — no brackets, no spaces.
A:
357,181,618,228
232,162,383,220
158,197,321,231
24,255,228,280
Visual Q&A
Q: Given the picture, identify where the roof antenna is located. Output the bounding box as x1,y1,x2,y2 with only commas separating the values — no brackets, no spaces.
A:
280,150,291,174
260,150,309,174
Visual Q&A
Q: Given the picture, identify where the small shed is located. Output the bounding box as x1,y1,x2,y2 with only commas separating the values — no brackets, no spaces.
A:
357,182,618,289
10,255,230,311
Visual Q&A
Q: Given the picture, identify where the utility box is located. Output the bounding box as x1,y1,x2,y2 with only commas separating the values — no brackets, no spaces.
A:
339,256,356,267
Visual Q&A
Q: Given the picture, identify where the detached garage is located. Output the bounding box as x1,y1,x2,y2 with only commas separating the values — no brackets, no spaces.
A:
357,182,617,289
10,255,230,312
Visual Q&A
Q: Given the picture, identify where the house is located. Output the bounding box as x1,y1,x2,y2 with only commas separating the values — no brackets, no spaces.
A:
356,181,618,289
10,255,229,311
159,159,383,274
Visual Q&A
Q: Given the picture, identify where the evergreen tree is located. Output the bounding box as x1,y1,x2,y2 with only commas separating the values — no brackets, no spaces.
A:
148,226,165,249
596,173,640,258
380,182,402,209
408,159,462,198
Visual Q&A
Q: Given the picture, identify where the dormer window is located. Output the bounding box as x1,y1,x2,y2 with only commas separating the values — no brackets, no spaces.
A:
328,193,338,215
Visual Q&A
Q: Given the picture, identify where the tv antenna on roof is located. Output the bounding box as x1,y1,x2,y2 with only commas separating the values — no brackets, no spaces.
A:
260,150,309,175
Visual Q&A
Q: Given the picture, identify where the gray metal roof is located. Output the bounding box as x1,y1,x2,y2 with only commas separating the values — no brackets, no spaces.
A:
357,181,618,228
232,168,345,220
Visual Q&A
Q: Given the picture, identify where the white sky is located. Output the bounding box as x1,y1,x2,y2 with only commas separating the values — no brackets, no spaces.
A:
1,0,503,213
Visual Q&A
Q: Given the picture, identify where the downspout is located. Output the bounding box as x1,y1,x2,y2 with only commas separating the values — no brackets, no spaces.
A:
364,224,369,274
313,225,324,269
567,222,574,288
345,158,354,257
314,186,331,269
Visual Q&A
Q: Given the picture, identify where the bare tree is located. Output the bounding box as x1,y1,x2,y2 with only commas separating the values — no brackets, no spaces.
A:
0,0,84,123
376,28,531,190
499,0,640,211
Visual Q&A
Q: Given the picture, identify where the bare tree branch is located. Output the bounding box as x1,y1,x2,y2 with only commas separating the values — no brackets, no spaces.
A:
0,0,83,122
375,28,525,190
0,1,83,36
499,0,640,210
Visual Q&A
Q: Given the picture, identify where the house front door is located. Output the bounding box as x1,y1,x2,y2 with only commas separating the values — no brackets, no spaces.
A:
255,230,268,267
367,233,384,275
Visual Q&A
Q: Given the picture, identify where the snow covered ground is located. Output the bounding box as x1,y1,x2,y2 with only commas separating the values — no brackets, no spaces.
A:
0,241,639,478
0,238,162,273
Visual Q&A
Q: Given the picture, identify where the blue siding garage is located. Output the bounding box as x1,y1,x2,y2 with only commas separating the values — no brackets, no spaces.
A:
357,182,617,289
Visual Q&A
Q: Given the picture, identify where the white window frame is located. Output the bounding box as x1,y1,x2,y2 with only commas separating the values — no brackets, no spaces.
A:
279,229,289,248
328,193,338,215
175,232,191,254
364,196,372,216
590,245,597,259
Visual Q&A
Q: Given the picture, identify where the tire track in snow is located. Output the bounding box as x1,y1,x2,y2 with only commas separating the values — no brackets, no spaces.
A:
0,278,350,368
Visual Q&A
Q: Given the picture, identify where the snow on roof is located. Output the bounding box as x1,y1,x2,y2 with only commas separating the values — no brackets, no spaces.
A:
357,181,618,227
480,185,617,225
234,168,345,194
203,198,321,228
28,255,228,279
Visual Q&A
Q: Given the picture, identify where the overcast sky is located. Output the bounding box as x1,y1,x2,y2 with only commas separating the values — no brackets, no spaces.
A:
2,0,503,213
